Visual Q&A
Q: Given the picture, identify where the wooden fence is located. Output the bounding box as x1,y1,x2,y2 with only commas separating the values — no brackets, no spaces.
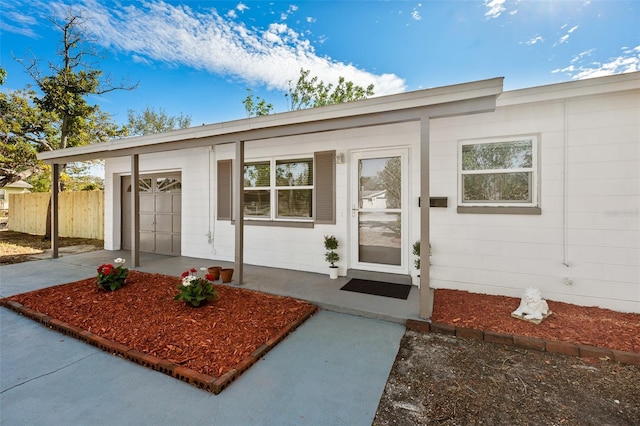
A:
9,191,104,239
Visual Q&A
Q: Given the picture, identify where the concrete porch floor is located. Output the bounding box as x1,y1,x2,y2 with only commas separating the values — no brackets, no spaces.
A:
3,249,421,324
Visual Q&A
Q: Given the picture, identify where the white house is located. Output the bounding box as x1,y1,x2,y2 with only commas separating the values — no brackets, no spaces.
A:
0,180,33,210
39,72,640,316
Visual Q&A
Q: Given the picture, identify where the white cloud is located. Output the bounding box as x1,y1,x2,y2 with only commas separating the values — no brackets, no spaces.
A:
552,45,640,80
484,0,506,19
27,0,405,95
525,36,544,46
236,3,249,13
0,7,39,38
281,5,298,21
557,24,579,45
411,8,422,21
227,10,237,19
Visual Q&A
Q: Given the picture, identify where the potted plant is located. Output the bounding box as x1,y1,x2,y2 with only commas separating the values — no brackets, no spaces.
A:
174,267,218,307
324,235,340,279
96,258,128,291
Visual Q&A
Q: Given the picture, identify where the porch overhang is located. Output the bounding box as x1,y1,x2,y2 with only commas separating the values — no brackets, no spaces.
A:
39,76,504,320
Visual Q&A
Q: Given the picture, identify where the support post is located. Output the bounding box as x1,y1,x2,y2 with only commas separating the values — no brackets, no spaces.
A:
131,154,140,268
51,163,60,259
419,117,434,319
234,140,245,284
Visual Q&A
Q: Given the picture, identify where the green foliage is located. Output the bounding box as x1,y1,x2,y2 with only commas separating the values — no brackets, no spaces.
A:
96,259,128,291
412,241,421,270
125,106,191,136
60,163,104,191
324,235,339,267
241,68,375,117
1,11,130,191
174,268,218,307
461,140,533,202
242,89,274,117
286,68,374,111
0,84,57,187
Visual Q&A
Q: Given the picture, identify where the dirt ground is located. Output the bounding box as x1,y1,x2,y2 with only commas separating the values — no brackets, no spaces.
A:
375,288,640,426
0,230,103,265
374,330,640,425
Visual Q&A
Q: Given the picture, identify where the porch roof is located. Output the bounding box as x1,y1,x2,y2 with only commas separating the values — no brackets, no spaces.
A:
38,77,504,164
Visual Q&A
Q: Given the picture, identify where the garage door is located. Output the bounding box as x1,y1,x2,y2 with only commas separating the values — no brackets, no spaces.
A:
122,173,181,256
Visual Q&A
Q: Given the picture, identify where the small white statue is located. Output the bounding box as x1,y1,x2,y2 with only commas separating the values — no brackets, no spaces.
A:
512,288,550,321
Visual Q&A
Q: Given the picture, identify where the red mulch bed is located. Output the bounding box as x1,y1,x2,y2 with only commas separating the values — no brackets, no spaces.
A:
431,289,640,353
3,270,316,378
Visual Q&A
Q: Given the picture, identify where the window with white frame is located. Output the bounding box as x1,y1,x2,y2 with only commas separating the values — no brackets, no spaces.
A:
459,136,538,206
244,157,314,220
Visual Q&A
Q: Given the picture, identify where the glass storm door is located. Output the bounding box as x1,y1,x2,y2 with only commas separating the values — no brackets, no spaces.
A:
351,149,408,274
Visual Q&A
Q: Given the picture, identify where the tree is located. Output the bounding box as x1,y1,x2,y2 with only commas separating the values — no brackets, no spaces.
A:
1,76,58,187
10,9,136,237
126,106,191,136
285,68,374,111
241,69,375,116
242,89,274,117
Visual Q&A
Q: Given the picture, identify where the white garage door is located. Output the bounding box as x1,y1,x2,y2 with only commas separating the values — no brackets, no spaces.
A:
122,173,181,256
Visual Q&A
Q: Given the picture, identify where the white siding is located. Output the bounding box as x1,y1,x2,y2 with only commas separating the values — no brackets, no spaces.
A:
429,89,640,313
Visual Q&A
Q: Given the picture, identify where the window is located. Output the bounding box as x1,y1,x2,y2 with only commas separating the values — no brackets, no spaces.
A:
244,158,313,220
217,150,335,225
126,178,152,193
459,136,538,207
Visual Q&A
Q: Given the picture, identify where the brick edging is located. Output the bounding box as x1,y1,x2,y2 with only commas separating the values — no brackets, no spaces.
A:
406,319,640,366
0,298,318,394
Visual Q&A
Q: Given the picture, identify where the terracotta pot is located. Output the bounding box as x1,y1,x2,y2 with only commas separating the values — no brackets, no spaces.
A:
207,266,222,281
220,268,234,283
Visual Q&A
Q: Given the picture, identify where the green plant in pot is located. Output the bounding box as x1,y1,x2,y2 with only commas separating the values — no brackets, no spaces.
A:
324,235,340,279
96,258,128,291
175,267,218,307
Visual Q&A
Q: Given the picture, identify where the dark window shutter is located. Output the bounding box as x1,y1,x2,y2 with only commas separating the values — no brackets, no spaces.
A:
217,160,232,220
314,150,336,224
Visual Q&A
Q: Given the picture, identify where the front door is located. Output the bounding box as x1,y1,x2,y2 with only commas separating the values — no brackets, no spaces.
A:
351,149,408,274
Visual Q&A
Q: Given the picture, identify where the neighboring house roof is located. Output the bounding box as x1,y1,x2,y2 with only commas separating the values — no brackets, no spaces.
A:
4,180,33,189
362,190,387,199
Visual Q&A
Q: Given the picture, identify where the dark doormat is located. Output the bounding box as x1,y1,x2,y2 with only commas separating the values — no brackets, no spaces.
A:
340,279,411,300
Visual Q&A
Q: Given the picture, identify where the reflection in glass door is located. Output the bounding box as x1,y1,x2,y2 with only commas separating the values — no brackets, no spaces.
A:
352,151,406,272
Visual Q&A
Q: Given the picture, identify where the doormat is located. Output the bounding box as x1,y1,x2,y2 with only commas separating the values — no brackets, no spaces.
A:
340,279,411,300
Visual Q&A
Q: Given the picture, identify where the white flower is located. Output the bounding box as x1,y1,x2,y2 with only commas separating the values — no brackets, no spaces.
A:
182,275,197,286
114,258,126,265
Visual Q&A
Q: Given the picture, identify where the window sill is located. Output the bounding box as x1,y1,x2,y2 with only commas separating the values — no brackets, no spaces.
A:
457,206,541,215
231,220,315,228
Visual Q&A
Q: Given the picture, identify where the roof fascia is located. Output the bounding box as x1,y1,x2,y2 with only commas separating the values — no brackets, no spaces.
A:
498,71,640,107
39,77,503,164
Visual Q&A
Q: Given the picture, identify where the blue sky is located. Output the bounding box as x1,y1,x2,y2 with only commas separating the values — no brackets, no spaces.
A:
1,0,639,128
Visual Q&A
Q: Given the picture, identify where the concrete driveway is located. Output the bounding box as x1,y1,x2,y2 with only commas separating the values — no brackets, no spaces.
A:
0,255,405,425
